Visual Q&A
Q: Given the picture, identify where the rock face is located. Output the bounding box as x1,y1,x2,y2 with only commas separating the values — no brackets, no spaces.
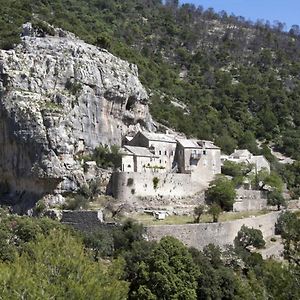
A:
0,23,151,209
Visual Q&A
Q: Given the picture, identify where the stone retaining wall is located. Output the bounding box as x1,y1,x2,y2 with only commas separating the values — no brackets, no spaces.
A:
111,171,206,202
233,189,267,212
146,212,280,250
61,210,106,232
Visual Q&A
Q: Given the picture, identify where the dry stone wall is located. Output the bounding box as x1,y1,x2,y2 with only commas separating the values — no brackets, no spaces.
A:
61,210,106,232
233,189,268,212
146,212,280,250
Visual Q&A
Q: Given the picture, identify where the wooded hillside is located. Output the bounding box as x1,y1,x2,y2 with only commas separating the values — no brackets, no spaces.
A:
1,0,300,159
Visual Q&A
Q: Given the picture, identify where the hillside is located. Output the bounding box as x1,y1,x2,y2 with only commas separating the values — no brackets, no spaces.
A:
1,0,300,160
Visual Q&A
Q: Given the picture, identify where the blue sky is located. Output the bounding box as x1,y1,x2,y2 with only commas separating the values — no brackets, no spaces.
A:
180,0,300,30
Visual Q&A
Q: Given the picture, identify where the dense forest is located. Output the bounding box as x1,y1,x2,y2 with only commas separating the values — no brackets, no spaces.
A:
0,209,299,299
1,0,300,161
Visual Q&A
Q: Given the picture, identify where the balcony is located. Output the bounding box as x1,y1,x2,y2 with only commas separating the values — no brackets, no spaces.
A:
190,152,201,160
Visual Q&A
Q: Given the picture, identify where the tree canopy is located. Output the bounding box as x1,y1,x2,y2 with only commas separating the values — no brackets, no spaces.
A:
205,176,236,211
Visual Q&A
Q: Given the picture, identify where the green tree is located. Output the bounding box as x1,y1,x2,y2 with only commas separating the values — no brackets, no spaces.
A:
89,145,122,169
252,170,284,192
221,161,253,187
267,190,286,210
194,204,205,223
262,260,300,300
0,229,128,299
222,161,253,178
234,225,265,250
113,219,145,254
205,176,236,211
208,203,222,222
126,236,198,299
276,211,300,266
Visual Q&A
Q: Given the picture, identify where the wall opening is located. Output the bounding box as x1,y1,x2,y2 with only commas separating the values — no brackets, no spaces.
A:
126,96,136,111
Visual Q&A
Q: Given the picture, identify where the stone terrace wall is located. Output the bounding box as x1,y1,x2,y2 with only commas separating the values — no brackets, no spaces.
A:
61,210,107,232
233,189,267,212
146,212,280,250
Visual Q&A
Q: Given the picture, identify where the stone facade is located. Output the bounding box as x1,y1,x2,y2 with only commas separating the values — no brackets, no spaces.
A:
111,171,206,203
127,131,177,171
222,149,270,173
146,211,280,250
121,145,158,173
114,132,221,204
233,188,268,212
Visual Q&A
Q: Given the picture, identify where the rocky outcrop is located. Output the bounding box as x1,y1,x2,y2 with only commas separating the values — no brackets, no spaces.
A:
0,23,152,210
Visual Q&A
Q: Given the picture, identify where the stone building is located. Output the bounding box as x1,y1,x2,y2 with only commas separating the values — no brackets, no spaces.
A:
120,145,158,173
113,131,222,203
222,149,270,173
176,139,221,182
127,131,177,171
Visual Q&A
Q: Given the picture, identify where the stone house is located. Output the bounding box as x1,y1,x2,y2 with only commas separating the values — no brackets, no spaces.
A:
222,149,270,173
113,131,222,202
120,145,159,173
121,131,221,180
127,131,177,171
176,139,221,182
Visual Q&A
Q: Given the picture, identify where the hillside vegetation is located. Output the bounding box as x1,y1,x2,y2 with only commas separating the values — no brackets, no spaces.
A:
0,209,299,299
1,0,300,160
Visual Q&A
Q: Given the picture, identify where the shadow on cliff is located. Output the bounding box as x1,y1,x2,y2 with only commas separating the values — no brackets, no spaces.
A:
0,190,41,215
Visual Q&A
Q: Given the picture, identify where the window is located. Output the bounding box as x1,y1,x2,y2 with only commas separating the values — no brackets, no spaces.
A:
165,151,167,155
159,150,162,155
171,151,174,155
159,159,162,164
203,150,206,155
127,164,131,168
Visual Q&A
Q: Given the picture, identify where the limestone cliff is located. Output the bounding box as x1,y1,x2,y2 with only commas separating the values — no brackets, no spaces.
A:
0,23,151,208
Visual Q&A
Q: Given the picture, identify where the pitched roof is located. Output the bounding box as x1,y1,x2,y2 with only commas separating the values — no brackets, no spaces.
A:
198,140,220,149
122,145,157,157
231,149,252,157
125,136,133,142
177,139,201,148
140,131,177,143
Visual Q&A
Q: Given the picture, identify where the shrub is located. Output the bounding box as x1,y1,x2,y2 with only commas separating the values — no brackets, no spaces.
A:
208,203,222,222
194,205,205,223
34,200,47,216
267,190,286,210
62,195,89,210
234,225,265,250
153,177,159,189
32,20,55,36
65,78,83,96
275,211,298,236
91,145,122,170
